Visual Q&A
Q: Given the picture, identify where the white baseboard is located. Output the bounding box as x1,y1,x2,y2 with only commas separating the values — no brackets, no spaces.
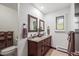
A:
56,47,68,52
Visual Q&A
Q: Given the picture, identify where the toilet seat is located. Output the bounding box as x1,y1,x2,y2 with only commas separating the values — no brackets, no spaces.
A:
1,46,17,55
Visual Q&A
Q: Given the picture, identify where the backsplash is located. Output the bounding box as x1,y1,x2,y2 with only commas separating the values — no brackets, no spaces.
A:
28,31,46,38
28,32,38,38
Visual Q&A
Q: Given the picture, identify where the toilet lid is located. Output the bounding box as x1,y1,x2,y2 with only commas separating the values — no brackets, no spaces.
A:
1,46,17,53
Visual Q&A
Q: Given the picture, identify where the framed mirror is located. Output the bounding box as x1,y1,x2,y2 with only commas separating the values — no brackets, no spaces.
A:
39,19,45,31
28,14,38,32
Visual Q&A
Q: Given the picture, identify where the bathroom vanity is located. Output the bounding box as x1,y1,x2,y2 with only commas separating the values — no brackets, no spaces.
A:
28,35,52,56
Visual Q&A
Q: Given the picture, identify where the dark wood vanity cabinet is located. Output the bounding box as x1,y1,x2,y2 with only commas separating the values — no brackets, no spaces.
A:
6,32,13,47
0,31,13,50
28,36,51,56
0,32,6,50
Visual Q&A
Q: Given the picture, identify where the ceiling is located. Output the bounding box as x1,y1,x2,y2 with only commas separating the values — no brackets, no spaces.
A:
32,3,71,14
0,3,17,10
0,3,71,14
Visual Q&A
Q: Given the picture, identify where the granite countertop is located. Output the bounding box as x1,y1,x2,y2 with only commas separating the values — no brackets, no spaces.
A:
28,35,51,42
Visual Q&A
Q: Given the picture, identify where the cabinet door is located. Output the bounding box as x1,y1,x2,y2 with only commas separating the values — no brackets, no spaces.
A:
0,41,5,49
41,40,45,55
6,40,13,47
0,32,6,49
47,37,51,50
6,32,13,47
38,40,44,56
44,37,51,54
44,39,49,53
38,42,42,56
28,40,37,56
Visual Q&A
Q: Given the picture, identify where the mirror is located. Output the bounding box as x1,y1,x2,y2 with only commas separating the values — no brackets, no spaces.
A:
28,14,38,32
75,3,79,17
39,19,45,31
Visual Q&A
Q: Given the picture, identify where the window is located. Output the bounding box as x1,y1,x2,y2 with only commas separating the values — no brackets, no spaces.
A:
56,16,64,30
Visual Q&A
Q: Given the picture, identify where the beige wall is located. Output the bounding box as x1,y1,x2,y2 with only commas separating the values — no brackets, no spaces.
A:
0,4,18,44
44,7,70,51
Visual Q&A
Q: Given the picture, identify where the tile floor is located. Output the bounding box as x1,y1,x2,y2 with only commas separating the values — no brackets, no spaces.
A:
45,49,68,56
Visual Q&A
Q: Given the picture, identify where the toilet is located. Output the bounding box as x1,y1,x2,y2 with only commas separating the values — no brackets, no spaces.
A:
1,46,17,56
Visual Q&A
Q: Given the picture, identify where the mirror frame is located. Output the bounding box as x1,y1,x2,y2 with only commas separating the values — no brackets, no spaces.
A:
28,14,38,32
39,19,45,31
